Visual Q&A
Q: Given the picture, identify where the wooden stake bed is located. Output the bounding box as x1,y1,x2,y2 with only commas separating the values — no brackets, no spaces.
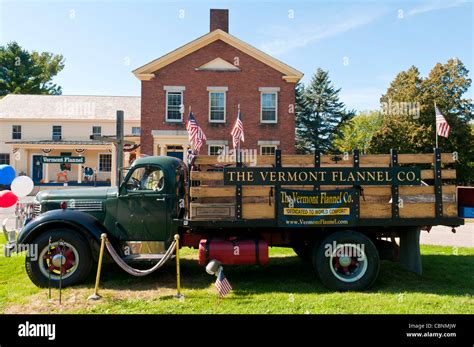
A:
187,150,460,225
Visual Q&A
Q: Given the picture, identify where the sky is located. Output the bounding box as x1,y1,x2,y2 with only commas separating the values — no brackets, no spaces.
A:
0,0,472,112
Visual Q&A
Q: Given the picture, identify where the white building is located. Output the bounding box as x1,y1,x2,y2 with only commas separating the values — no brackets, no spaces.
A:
0,94,141,187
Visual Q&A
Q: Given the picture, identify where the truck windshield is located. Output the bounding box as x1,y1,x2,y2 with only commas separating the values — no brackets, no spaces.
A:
126,167,164,192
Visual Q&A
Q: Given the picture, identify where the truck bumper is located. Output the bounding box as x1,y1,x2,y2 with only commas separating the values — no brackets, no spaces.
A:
2,218,18,257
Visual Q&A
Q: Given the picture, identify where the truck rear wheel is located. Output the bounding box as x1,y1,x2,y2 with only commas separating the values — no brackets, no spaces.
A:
25,228,93,288
313,231,379,291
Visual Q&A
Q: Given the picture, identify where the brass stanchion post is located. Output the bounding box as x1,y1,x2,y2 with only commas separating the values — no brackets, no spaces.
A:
88,233,107,301
174,234,184,299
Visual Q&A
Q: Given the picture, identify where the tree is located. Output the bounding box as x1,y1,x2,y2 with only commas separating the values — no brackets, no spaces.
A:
0,42,65,96
333,111,383,153
369,115,432,153
370,59,474,183
296,68,355,153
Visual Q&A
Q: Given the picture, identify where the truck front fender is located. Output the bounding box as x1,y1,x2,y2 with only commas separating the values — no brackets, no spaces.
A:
18,209,110,246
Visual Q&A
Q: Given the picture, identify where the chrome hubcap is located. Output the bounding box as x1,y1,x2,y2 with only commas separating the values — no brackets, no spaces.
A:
52,254,66,267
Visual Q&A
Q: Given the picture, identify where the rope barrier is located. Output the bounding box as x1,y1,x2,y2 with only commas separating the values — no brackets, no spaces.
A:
104,235,177,277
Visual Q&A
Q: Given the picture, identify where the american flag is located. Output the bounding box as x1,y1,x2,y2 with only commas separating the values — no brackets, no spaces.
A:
186,111,207,154
215,267,232,297
435,105,450,138
231,110,244,149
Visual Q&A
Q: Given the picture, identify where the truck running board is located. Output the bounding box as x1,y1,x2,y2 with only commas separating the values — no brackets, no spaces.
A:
123,254,175,263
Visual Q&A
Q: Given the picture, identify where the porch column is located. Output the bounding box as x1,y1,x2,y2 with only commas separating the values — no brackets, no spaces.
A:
77,155,82,184
124,151,130,168
110,144,117,186
10,148,18,172
43,152,49,183
160,144,167,156
183,144,190,163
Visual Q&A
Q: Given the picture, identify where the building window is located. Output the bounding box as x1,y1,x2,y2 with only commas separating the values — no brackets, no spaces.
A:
261,92,278,123
209,92,226,122
131,127,141,135
0,153,10,165
166,91,183,122
99,154,112,172
52,125,62,140
12,125,21,140
260,145,277,156
92,126,102,137
208,145,224,156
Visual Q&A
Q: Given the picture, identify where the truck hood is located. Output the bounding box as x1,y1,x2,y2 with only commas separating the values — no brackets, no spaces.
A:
36,186,118,202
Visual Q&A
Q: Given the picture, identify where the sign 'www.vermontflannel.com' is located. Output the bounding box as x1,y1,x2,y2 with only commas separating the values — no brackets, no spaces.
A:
278,189,358,227
41,156,85,164
223,167,421,186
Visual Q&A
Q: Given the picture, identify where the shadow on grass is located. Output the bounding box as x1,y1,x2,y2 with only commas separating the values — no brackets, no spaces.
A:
83,253,474,297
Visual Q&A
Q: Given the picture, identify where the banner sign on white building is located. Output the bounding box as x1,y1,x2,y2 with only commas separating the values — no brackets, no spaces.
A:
41,156,85,164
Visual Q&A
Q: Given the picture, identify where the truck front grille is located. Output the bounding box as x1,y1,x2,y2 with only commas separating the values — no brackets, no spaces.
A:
67,200,103,212
33,201,42,217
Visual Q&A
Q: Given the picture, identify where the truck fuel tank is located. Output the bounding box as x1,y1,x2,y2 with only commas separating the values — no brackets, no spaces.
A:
198,238,269,266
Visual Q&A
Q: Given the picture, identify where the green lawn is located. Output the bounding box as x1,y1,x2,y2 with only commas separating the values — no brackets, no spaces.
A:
0,235,472,314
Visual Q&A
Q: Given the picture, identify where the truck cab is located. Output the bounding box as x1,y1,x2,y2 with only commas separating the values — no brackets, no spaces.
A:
7,156,186,287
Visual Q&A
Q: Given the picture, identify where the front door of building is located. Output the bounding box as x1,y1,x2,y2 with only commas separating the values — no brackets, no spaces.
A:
31,155,43,183
166,146,183,160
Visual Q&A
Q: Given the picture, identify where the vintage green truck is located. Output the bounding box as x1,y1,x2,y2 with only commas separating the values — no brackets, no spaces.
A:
4,149,464,291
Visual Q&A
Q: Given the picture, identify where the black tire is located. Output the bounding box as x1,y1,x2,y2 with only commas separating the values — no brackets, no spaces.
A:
292,243,312,262
313,231,379,291
25,228,93,288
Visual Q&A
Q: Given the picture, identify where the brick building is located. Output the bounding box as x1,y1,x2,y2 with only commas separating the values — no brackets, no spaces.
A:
133,9,303,161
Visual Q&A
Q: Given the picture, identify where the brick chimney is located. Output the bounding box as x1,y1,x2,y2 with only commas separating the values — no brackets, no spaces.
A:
210,9,229,33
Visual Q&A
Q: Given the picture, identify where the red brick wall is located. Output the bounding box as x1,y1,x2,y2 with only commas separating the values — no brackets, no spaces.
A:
140,39,296,155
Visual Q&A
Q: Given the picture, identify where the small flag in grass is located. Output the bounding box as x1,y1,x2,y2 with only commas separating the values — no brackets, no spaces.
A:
215,267,232,297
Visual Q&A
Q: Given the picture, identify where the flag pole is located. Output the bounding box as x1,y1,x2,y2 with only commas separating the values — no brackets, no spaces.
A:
435,102,438,149
237,104,241,163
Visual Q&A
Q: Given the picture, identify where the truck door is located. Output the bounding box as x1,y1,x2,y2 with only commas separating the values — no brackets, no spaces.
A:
115,165,169,241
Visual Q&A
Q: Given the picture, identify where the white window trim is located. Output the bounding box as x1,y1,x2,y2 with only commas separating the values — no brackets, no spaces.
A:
98,152,112,173
208,145,225,155
207,140,228,146
258,87,280,93
163,86,186,92
258,140,280,146
208,90,226,123
260,145,278,155
166,90,184,122
260,91,278,124
207,86,228,92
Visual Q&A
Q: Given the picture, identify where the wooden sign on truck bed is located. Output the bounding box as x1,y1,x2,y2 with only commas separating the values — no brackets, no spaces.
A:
188,149,459,227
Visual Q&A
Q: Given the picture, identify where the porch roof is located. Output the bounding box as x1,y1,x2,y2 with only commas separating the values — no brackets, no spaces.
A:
6,140,111,146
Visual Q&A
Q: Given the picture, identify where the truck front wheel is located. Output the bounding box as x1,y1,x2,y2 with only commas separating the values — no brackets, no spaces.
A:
313,231,380,291
25,228,93,288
